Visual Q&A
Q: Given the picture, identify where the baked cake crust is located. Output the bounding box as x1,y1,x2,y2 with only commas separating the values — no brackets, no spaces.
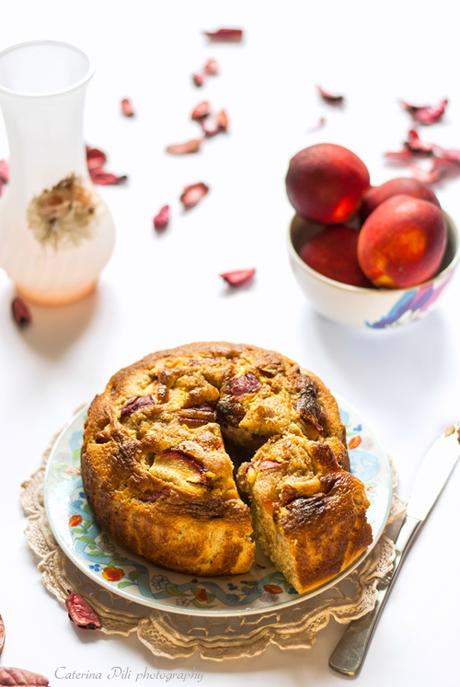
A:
81,342,371,587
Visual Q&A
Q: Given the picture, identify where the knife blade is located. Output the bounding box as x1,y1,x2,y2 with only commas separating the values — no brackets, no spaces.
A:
329,424,460,678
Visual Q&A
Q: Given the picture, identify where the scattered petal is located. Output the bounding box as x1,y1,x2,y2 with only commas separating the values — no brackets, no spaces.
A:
384,149,414,162
192,72,205,88
203,28,244,43
401,98,448,125
11,297,31,328
307,116,326,132
89,169,128,185
405,128,435,154
165,138,202,155
220,268,256,287
204,58,219,76
0,159,9,183
191,101,211,120
180,182,209,209
317,85,344,104
65,592,102,630
434,146,460,163
216,109,229,132
86,146,107,171
120,97,135,117
0,613,4,656
0,667,49,685
153,204,170,231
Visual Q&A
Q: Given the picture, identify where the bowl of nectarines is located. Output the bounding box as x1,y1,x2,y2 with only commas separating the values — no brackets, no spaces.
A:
286,143,459,329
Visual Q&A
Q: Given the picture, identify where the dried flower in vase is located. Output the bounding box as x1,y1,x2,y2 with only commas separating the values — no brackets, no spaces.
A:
27,174,97,249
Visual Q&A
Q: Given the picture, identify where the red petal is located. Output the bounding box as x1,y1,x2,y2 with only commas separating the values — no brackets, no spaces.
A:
192,73,205,87
220,268,256,287
204,58,219,76
153,204,170,231
434,146,460,163
65,592,102,630
165,138,202,155
317,85,344,104
86,146,107,171
0,667,49,685
216,109,229,132
11,297,31,328
191,101,211,120
89,169,128,185
180,182,209,209
203,28,243,43
0,159,9,184
384,149,414,162
401,98,448,125
405,128,435,154
120,97,135,117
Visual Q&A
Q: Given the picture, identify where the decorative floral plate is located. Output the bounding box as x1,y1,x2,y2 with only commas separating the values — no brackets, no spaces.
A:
44,400,392,617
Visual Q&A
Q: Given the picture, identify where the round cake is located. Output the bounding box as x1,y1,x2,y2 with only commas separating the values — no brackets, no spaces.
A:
81,342,372,593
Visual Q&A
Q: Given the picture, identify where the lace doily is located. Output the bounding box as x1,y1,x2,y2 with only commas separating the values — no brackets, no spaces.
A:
21,434,405,661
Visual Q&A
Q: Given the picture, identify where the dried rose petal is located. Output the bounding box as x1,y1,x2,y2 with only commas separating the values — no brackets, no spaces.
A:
65,592,102,630
89,169,128,185
199,110,229,138
220,268,255,287
405,129,435,155
11,297,31,328
120,395,155,418
216,109,229,132
317,85,344,104
191,101,211,120
203,28,243,43
120,97,135,117
153,204,170,231
307,116,326,133
86,146,107,171
228,372,261,397
0,668,49,685
384,149,414,162
192,72,205,88
165,138,202,155
0,159,9,184
180,182,209,209
204,58,219,76
0,613,4,655
401,98,448,125
434,146,460,163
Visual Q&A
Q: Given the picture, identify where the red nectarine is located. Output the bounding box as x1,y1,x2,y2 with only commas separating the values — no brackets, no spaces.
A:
300,225,372,287
286,143,370,224
360,177,440,221
357,195,447,288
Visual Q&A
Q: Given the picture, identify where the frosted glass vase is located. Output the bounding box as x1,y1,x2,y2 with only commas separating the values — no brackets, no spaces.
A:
0,41,115,306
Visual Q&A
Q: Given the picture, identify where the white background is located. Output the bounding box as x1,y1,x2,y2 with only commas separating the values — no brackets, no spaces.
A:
1,0,460,685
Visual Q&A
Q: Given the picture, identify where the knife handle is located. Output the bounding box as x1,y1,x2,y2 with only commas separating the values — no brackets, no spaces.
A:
329,515,422,677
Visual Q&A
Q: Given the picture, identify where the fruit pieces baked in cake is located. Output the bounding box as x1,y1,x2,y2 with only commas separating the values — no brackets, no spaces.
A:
81,342,372,593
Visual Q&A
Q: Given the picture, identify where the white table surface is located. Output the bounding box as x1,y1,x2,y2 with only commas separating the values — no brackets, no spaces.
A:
1,1,460,685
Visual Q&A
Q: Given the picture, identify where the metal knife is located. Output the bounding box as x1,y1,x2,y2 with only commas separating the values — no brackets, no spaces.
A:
329,424,460,678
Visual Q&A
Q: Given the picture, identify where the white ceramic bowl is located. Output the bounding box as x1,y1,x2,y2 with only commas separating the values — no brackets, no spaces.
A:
288,212,460,329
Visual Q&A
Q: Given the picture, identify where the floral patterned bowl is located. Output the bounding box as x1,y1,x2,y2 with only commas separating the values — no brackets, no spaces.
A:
288,212,459,329
44,399,392,617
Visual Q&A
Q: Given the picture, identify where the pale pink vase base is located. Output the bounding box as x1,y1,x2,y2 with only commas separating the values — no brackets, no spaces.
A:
16,279,97,306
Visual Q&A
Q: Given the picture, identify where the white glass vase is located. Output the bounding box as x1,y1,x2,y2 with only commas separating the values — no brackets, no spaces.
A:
0,40,115,306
